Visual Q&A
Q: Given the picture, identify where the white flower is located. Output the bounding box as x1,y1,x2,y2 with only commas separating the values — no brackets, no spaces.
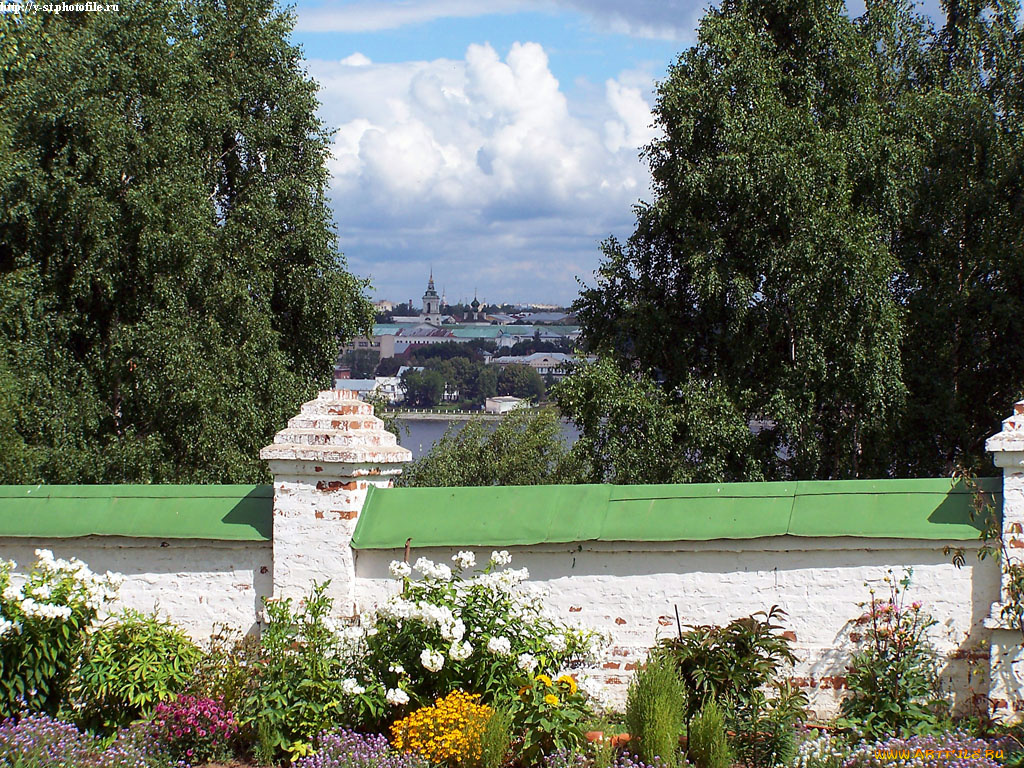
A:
388,664,406,675
0,618,13,637
517,653,538,672
28,584,52,600
389,560,412,579
2,584,21,604
385,688,410,706
341,678,366,695
486,636,511,656
545,633,568,653
449,640,473,661
413,558,452,581
341,626,364,643
452,551,476,569
420,648,445,672
490,550,512,567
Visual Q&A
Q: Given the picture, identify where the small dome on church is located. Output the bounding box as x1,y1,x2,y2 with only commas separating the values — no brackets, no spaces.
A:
471,296,480,309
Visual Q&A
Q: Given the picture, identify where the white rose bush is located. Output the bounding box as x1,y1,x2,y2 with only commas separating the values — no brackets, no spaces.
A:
355,550,596,709
0,550,121,716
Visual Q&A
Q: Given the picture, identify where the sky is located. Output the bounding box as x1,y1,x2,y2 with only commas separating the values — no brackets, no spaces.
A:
290,0,944,307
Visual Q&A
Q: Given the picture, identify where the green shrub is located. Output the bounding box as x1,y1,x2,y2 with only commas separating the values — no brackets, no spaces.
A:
687,699,731,768
67,609,201,732
659,606,806,767
0,550,120,716
839,569,949,738
625,654,687,768
240,583,380,763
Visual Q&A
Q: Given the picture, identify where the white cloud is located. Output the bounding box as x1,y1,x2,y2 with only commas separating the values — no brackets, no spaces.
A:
310,42,656,303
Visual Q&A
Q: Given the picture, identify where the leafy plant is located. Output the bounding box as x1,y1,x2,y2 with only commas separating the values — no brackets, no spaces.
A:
839,569,949,738
240,582,384,762
658,606,806,767
148,694,237,765
687,699,731,768
0,551,120,717
625,654,687,768
659,606,797,715
507,673,590,765
361,551,595,711
391,690,492,768
67,609,201,733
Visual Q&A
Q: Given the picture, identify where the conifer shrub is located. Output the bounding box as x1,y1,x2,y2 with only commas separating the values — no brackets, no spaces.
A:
687,699,731,768
625,654,687,768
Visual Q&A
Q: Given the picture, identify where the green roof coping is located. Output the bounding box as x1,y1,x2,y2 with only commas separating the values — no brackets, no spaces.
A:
0,485,272,541
351,477,1001,549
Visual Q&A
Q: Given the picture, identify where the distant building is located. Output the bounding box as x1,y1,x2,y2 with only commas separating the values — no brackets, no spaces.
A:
485,396,526,414
373,299,394,313
488,352,578,379
421,272,442,326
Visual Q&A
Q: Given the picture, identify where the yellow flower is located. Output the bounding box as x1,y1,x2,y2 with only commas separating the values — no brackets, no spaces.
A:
391,690,492,768
544,693,559,706
535,674,553,687
518,685,531,701
557,675,578,695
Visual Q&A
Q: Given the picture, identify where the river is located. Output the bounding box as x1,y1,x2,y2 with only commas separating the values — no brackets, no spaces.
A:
393,416,581,459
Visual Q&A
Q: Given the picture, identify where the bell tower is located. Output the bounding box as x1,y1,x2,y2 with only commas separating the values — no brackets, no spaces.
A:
421,270,441,326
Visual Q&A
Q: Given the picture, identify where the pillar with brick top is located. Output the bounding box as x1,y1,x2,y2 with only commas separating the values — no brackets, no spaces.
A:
985,400,1024,719
260,389,411,614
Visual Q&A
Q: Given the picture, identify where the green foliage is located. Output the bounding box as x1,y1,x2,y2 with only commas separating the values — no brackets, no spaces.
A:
398,408,582,487
839,570,949,738
0,551,119,717
687,699,731,768
658,606,806,767
480,704,515,768
361,552,595,713
0,0,373,484
570,0,1024,481
497,364,546,402
658,606,798,716
624,655,687,768
402,369,448,407
67,610,201,733
552,359,686,484
240,583,379,761
185,624,263,715
507,673,590,766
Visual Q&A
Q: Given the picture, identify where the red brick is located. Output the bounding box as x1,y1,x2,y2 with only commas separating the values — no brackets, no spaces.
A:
615,617,627,625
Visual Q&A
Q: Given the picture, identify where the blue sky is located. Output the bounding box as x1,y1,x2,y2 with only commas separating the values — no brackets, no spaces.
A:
289,0,943,307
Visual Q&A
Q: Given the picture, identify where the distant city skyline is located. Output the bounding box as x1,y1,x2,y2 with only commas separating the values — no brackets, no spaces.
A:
291,0,947,305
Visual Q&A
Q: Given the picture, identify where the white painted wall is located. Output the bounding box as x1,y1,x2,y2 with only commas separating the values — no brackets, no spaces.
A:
0,536,273,638
354,537,996,719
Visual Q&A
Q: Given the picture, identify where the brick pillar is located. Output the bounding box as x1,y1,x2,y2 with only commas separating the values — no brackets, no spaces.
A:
260,389,411,614
985,400,1024,719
